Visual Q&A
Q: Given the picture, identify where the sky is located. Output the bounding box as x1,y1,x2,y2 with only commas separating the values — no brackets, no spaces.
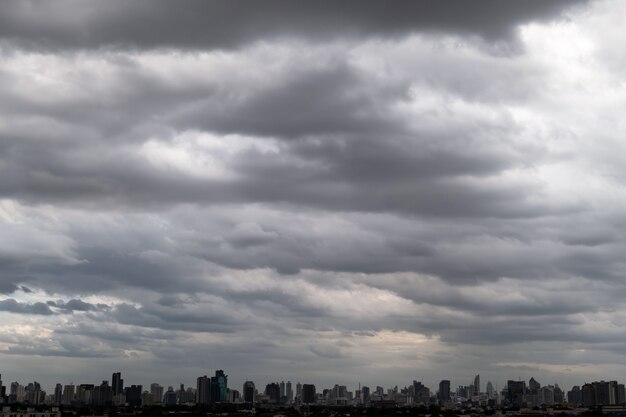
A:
2,0,626,394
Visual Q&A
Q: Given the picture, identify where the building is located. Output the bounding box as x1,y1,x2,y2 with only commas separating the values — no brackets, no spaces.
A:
474,375,480,395
150,383,164,404
538,386,554,406
0,406,59,417
211,370,227,403
243,381,255,404
196,376,211,405
302,384,316,404
507,380,526,407
265,383,280,404
286,381,293,403
296,382,302,400
112,372,124,396
486,381,494,399
568,386,582,406
164,387,177,406
125,385,142,407
361,386,370,405
582,383,595,407
595,381,616,406
617,384,625,404
62,385,74,406
77,384,94,405
439,380,451,402
53,384,62,405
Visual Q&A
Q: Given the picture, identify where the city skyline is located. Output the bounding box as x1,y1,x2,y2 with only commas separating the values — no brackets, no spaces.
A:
0,370,609,401
3,0,626,393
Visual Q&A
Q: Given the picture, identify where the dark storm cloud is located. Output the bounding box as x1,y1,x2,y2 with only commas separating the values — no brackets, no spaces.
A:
0,298,54,315
0,0,587,51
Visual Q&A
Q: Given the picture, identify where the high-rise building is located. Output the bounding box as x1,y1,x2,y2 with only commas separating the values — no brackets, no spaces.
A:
266,383,280,404
528,377,540,393
582,383,595,407
77,384,94,405
486,381,494,399
93,381,113,406
538,386,554,406
568,386,581,406
10,382,20,403
439,380,451,402
112,372,124,396
164,387,177,406
63,385,75,405
296,382,302,400
594,380,616,405
361,386,370,404
211,370,227,403
54,384,63,405
554,385,564,405
280,381,286,399
197,376,211,405
302,384,316,404
507,380,526,407
126,385,143,407
243,381,255,404
617,384,626,404
286,381,293,403
150,383,164,404
474,375,480,395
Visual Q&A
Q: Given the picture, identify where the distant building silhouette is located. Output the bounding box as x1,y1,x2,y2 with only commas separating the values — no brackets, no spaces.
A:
439,380,451,402
266,383,280,404
302,384,316,404
507,380,526,407
112,372,124,396
243,381,255,404
211,370,228,403
196,376,211,405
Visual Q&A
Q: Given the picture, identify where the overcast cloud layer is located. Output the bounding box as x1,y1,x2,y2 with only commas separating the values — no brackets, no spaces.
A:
3,0,626,393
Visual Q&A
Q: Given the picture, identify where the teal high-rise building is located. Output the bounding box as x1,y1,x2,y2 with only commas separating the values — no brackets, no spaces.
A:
211,370,228,403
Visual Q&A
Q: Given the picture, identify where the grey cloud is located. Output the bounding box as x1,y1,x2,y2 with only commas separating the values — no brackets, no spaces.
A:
111,302,244,333
55,298,108,312
0,298,54,315
0,1,587,51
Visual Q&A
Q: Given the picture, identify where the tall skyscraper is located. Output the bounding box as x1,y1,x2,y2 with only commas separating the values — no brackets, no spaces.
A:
54,384,63,405
361,386,370,404
211,370,228,403
196,376,211,404
280,381,285,399
474,375,480,395
266,383,280,404
243,381,255,404
164,387,177,406
507,380,526,407
63,385,75,405
439,380,451,402
125,385,143,407
296,382,302,400
112,372,124,396
486,381,494,399
286,381,293,403
302,384,316,404
150,383,164,403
